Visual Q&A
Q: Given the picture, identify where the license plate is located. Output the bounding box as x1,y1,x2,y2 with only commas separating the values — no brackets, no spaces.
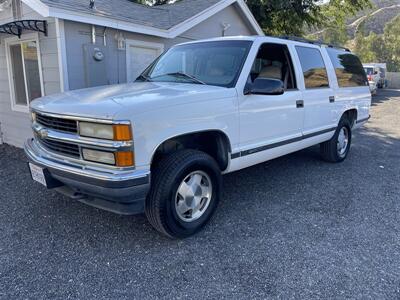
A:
29,163,47,187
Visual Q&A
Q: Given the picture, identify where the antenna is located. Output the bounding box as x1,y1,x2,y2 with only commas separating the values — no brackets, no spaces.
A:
89,0,95,9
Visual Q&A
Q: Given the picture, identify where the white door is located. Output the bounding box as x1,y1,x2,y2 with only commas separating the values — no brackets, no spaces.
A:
240,91,304,152
126,41,164,82
239,43,304,154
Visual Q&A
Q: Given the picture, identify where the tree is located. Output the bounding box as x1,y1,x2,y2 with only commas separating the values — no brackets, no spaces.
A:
382,15,400,71
131,0,371,36
354,31,381,62
245,0,321,36
245,0,371,36
353,15,400,71
315,0,371,45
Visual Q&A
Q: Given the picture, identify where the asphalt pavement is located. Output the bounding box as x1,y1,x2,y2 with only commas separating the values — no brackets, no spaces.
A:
1,89,399,299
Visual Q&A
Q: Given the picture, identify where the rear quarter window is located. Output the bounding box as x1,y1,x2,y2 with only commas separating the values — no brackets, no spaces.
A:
327,48,368,87
295,46,330,89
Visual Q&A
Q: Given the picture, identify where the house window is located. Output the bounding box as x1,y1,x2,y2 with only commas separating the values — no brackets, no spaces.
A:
6,36,43,112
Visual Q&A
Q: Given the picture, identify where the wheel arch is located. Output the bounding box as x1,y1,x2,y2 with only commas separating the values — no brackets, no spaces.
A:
150,129,232,171
341,108,358,127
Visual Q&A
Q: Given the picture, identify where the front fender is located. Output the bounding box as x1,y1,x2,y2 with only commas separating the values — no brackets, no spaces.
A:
129,97,238,169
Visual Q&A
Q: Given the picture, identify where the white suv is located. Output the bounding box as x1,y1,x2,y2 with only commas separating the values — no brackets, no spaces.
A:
25,36,371,238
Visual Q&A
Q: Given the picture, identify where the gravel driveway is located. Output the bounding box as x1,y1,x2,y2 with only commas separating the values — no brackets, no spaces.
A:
1,89,399,299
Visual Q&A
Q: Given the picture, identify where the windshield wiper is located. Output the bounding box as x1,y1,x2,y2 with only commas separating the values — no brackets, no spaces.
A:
136,74,152,82
151,72,206,85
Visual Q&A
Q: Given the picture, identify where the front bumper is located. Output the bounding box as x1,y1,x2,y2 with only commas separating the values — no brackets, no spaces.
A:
368,81,377,93
24,138,150,215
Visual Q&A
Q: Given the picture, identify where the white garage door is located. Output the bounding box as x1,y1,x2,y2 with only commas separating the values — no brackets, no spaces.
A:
126,40,164,82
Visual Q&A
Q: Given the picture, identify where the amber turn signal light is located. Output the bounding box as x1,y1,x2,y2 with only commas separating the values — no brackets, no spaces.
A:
115,151,135,167
113,124,133,141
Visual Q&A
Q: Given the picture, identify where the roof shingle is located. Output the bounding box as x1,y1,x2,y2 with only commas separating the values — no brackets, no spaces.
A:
40,0,222,29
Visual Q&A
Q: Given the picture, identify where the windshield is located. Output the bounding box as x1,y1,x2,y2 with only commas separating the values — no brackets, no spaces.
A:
137,41,253,88
364,67,374,75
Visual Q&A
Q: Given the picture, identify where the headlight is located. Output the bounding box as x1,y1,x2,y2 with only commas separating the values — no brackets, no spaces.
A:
82,149,115,165
79,122,132,141
31,112,36,122
82,149,135,167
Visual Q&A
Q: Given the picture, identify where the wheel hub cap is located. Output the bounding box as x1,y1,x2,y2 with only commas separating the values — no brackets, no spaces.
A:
175,171,212,222
337,127,349,156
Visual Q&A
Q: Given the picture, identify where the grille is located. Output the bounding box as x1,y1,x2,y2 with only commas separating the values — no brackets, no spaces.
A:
39,138,81,158
36,114,78,134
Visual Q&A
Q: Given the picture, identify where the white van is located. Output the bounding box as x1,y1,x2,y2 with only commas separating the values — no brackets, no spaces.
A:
25,36,371,238
364,65,380,94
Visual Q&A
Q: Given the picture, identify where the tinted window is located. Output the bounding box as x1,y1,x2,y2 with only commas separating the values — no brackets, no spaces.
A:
327,48,368,87
296,46,329,89
139,41,252,88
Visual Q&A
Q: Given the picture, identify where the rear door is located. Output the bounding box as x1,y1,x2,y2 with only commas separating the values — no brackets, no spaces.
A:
294,46,337,136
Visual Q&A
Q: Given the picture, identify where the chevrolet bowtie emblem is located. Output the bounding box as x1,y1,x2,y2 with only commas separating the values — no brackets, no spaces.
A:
38,128,49,139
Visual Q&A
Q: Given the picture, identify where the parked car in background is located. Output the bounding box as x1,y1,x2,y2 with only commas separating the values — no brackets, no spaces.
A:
364,63,387,91
377,66,387,89
364,65,379,95
25,36,371,238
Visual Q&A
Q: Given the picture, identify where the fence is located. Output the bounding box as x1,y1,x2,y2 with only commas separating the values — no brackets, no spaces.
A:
386,72,400,89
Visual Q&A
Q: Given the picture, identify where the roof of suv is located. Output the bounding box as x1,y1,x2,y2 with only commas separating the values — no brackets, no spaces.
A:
177,36,351,52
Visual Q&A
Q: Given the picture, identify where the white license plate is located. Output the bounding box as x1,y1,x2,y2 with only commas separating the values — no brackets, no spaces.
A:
29,163,47,187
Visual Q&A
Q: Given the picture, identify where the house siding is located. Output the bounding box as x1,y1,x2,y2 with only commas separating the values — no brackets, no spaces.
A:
0,1,255,147
0,3,61,147
64,3,255,90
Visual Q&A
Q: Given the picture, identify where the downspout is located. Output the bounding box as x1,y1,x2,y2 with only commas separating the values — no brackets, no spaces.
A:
55,18,69,92
91,25,96,44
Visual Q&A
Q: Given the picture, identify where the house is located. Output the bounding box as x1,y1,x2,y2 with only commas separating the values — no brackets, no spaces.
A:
0,0,263,147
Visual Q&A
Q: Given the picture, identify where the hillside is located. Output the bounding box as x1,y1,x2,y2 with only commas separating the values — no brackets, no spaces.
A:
309,0,400,38
347,0,400,37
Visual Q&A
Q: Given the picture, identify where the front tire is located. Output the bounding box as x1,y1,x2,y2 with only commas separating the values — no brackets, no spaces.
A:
145,149,222,239
320,116,352,163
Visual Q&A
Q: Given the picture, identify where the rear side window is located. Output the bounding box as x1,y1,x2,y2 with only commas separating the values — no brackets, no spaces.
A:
327,48,368,87
295,46,329,89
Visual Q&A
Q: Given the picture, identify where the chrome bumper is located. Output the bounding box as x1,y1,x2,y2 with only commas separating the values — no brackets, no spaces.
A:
24,138,150,215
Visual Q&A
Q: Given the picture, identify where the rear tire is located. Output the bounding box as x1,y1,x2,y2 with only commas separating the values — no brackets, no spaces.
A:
145,149,221,239
320,116,352,163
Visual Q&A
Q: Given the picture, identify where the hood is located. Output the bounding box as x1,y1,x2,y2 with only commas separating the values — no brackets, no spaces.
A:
30,82,234,120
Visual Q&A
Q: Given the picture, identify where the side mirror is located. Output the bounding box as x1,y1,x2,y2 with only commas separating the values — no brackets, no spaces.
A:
247,78,284,95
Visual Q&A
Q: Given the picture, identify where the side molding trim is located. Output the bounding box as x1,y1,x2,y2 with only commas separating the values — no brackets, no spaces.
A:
356,116,371,124
231,127,337,159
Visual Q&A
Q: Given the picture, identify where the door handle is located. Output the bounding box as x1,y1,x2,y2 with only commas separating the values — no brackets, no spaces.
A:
296,100,304,108
329,96,335,103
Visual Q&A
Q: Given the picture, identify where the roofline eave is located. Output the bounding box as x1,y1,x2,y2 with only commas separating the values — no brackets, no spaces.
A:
21,0,264,39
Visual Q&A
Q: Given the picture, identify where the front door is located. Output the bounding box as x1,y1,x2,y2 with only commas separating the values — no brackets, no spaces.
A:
126,40,164,82
239,43,304,155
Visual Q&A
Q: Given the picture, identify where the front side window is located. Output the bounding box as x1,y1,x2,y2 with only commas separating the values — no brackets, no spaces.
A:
327,48,368,87
138,41,252,88
8,39,43,110
296,46,329,89
248,43,297,90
